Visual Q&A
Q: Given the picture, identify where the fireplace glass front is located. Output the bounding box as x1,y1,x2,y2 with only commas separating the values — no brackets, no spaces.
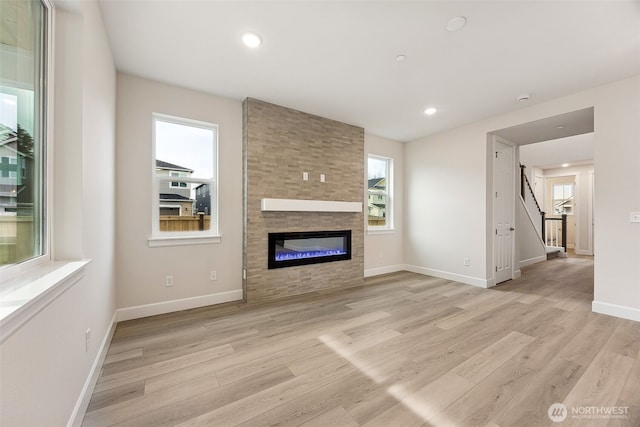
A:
268,230,352,269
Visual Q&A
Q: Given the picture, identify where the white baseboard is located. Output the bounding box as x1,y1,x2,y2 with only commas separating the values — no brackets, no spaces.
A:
364,264,405,278
575,249,593,256
592,300,640,323
520,255,546,268
67,289,243,425
116,290,243,322
68,311,117,427
403,264,489,288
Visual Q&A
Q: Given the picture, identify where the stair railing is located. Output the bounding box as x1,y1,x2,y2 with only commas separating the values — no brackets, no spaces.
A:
519,164,546,239
545,214,568,252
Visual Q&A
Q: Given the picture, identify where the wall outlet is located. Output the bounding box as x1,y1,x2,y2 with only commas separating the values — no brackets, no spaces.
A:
85,328,91,352
320,173,326,183
165,275,174,287
210,271,217,281
302,172,309,181
630,212,640,223
463,258,471,266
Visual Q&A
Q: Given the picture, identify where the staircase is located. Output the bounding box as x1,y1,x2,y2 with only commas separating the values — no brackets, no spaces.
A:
546,246,562,260
520,164,567,259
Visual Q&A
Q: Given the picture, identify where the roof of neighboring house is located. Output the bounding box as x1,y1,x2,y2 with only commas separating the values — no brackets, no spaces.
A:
156,159,193,173
368,177,385,190
0,123,16,145
160,193,193,201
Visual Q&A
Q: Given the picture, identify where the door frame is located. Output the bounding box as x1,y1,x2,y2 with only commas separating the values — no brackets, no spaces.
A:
589,170,595,255
491,136,517,286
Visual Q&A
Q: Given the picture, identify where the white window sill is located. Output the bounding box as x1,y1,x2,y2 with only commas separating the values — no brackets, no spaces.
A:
0,260,91,343
148,234,222,248
367,228,396,235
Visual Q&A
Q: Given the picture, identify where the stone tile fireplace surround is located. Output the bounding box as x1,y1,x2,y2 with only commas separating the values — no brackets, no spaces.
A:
243,99,364,302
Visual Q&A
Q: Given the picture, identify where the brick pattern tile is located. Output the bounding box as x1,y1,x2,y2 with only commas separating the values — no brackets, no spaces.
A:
243,99,365,302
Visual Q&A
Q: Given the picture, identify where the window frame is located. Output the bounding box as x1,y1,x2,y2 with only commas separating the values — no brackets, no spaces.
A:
367,154,394,232
149,113,220,247
0,0,53,282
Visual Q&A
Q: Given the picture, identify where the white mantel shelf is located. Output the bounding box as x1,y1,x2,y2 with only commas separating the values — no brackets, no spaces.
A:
261,198,362,213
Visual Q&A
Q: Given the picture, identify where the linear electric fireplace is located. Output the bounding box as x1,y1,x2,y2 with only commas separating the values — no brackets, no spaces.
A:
268,230,352,269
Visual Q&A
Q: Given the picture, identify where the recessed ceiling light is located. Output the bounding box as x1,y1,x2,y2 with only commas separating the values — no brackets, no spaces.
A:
424,107,437,116
395,54,406,62
241,32,262,48
446,16,467,32
556,125,565,129
562,163,570,167
517,94,530,102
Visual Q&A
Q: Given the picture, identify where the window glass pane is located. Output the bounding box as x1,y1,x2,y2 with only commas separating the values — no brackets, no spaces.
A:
0,0,46,266
368,157,386,181
553,184,573,214
553,184,564,200
156,121,213,180
368,156,390,228
367,193,387,226
194,183,210,215
154,118,215,233
564,184,573,198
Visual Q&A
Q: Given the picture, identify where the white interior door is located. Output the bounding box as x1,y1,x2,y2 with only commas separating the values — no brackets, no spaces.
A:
494,138,515,284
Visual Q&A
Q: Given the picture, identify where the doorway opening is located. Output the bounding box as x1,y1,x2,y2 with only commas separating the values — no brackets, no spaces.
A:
489,107,595,286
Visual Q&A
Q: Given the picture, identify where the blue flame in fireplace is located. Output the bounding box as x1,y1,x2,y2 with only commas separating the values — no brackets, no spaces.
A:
275,249,347,261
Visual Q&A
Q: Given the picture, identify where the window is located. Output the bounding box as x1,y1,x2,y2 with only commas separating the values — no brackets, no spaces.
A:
553,183,573,215
151,114,219,246
170,171,189,188
0,0,49,271
367,155,393,230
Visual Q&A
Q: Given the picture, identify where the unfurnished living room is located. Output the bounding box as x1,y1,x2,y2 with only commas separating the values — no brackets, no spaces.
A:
1,1,639,426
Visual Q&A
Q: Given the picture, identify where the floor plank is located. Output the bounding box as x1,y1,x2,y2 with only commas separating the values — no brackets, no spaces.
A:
83,255,640,426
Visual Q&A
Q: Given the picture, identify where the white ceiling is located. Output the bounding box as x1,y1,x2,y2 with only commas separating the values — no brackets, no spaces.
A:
492,108,594,146
98,1,640,142
519,133,594,170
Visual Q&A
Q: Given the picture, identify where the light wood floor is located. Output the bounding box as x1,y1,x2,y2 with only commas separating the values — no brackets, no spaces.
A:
83,256,640,427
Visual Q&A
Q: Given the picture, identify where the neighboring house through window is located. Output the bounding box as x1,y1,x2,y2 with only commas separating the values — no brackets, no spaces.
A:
150,114,219,246
156,160,194,216
553,183,574,215
195,183,211,215
367,154,393,230
0,0,49,272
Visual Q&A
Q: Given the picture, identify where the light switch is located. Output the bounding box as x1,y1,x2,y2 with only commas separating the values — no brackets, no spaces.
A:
630,212,640,223
303,172,309,181
320,174,325,183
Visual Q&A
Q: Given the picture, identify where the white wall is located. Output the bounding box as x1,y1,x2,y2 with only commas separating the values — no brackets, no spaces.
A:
115,74,243,317
592,76,640,321
364,133,404,276
405,75,640,321
516,196,546,268
404,124,489,286
0,2,117,425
